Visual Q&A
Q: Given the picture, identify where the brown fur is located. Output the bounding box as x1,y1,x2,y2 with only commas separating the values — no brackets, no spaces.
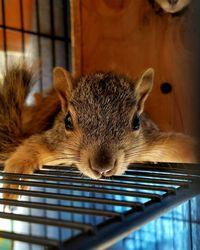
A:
0,65,196,200
0,63,35,160
22,89,61,135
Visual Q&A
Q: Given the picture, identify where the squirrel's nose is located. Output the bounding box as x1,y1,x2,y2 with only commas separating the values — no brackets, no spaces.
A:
90,164,113,175
168,0,178,5
89,147,115,175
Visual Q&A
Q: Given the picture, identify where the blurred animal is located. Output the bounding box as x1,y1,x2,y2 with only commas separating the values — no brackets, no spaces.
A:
154,0,191,13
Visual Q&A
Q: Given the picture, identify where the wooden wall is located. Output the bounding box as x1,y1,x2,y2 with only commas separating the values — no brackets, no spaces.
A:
70,0,198,135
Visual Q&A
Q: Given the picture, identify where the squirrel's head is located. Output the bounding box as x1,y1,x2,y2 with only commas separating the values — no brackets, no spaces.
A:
53,68,154,179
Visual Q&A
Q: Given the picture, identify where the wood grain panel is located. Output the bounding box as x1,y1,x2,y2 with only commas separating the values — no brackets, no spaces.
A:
70,0,197,135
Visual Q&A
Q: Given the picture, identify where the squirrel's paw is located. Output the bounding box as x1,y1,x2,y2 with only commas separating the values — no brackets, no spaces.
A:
2,158,39,200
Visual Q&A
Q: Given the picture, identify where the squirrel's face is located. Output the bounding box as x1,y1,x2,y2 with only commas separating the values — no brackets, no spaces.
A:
53,68,154,179
154,0,191,13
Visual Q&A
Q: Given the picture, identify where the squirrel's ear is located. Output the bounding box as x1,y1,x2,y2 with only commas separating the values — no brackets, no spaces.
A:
135,68,154,114
53,67,73,112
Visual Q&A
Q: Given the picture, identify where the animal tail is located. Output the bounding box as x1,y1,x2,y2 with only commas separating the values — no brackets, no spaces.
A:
0,63,35,160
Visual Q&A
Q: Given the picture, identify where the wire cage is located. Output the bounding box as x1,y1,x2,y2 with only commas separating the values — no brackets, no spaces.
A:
0,1,200,250
0,0,71,91
0,163,200,250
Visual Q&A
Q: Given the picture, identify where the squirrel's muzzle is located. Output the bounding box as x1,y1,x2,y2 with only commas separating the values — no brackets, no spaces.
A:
89,147,116,176
168,0,178,5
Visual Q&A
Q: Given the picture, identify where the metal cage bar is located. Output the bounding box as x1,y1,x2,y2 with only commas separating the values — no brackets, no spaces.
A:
0,163,200,249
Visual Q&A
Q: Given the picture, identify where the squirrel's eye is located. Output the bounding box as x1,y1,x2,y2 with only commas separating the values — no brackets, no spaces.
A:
64,112,73,130
132,113,140,131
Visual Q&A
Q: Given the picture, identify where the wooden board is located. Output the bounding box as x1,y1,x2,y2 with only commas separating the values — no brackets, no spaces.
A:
70,0,198,135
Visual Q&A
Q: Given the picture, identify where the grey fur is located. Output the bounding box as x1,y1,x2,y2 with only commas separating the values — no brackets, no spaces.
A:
72,72,138,144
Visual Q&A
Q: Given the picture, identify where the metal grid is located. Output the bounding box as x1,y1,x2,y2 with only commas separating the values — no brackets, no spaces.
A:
0,0,71,91
0,163,200,249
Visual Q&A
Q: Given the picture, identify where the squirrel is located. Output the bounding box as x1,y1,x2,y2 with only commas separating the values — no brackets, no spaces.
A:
0,63,196,200
150,0,191,13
